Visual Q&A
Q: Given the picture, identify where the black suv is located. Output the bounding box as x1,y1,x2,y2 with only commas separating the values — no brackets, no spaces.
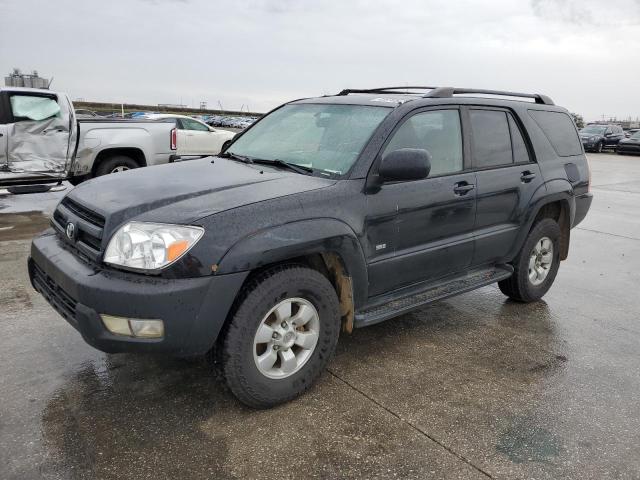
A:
29,86,592,408
579,123,625,152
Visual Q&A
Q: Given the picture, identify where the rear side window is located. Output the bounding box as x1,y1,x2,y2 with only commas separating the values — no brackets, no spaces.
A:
528,110,582,157
508,115,530,164
469,110,512,167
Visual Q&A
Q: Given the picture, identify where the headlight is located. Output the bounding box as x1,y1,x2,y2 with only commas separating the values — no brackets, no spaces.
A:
104,222,204,272
590,136,598,141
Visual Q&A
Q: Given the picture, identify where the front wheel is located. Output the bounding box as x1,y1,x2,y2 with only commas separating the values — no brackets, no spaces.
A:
596,141,604,153
222,266,340,408
499,218,561,303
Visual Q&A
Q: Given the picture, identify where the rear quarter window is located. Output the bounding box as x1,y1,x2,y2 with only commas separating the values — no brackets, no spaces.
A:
528,110,582,157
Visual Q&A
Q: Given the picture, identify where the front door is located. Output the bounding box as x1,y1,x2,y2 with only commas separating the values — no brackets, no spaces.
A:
181,118,220,155
365,108,476,297
0,124,7,172
4,91,71,177
467,108,544,266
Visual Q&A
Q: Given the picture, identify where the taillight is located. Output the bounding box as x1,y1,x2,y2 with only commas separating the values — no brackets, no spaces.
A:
170,128,177,150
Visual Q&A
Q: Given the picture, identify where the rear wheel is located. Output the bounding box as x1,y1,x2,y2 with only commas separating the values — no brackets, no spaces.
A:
221,265,340,408
499,218,561,302
94,155,139,177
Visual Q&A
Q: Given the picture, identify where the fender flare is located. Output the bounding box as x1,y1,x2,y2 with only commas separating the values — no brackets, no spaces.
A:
216,218,369,307
508,179,574,260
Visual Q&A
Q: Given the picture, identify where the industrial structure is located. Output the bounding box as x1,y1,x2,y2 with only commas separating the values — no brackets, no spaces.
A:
4,68,50,89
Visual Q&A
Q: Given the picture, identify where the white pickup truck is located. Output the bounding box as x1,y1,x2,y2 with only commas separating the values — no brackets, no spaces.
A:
0,87,233,193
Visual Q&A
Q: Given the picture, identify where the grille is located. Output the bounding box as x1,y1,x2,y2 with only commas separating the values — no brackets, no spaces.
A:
61,197,105,228
31,261,78,323
52,197,106,261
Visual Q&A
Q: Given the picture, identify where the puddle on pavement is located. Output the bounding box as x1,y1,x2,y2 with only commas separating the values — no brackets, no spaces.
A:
496,415,563,463
0,211,51,241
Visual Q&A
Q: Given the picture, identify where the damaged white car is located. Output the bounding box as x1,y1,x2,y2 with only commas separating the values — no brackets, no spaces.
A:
0,87,232,194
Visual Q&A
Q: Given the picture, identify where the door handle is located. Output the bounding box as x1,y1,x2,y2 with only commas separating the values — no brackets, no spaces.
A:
521,171,537,183
453,182,475,195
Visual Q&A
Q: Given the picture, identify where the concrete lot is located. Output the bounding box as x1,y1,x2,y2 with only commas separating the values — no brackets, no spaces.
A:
1,153,639,479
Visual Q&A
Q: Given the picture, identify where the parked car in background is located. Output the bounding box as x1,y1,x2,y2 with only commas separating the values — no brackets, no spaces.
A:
624,128,639,138
145,114,234,156
75,109,99,117
579,124,625,152
28,86,591,408
617,130,640,155
0,87,180,192
206,116,224,127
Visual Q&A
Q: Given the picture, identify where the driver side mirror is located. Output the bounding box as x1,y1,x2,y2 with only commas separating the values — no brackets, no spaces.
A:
379,148,431,182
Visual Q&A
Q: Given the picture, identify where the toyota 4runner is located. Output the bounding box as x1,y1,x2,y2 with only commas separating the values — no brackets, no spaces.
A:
29,86,592,408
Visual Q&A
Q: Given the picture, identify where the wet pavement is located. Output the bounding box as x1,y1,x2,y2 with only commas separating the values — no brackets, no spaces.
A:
1,153,639,479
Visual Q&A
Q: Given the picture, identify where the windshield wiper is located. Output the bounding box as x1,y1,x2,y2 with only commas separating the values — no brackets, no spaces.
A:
220,151,253,164
252,159,313,175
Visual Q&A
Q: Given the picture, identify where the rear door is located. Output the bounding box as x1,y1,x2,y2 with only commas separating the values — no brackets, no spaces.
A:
4,91,72,176
468,107,544,266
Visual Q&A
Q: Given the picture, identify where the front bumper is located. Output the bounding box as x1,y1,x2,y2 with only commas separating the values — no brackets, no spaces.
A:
617,144,640,155
29,231,248,355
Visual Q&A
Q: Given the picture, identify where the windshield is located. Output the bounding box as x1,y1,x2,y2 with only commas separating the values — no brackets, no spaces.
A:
227,103,390,176
632,131,640,139
581,125,607,135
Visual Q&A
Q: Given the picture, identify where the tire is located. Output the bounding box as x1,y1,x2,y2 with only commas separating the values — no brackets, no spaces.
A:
596,141,604,153
498,218,561,303
221,265,340,408
94,155,139,177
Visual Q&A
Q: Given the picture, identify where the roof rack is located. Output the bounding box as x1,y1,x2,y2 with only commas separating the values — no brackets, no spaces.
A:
337,86,554,105
424,87,554,105
338,86,437,96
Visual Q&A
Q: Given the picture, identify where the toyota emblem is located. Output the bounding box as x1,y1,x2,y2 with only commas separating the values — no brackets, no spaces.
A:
65,222,76,240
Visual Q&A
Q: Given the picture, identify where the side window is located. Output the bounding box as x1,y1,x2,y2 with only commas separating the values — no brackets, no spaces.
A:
469,110,512,167
10,94,60,122
508,114,530,164
182,118,209,131
383,109,463,176
528,110,582,157
605,126,613,135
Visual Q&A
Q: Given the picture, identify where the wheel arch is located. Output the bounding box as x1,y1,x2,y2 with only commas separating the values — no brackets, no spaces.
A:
215,218,368,332
515,185,573,261
91,147,147,176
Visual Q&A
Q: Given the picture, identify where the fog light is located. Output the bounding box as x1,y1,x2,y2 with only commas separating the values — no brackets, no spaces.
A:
129,319,164,338
101,314,132,336
100,315,164,338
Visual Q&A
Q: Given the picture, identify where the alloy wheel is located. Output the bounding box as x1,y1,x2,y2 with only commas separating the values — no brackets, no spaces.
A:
252,297,320,379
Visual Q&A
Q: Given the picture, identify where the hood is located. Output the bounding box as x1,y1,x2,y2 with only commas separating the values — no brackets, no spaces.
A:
67,157,335,229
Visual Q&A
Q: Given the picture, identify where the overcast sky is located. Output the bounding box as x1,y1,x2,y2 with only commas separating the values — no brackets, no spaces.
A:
1,0,639,120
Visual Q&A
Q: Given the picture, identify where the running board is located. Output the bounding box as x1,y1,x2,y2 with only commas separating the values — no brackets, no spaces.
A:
354,265,513,328
0,183,66,195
